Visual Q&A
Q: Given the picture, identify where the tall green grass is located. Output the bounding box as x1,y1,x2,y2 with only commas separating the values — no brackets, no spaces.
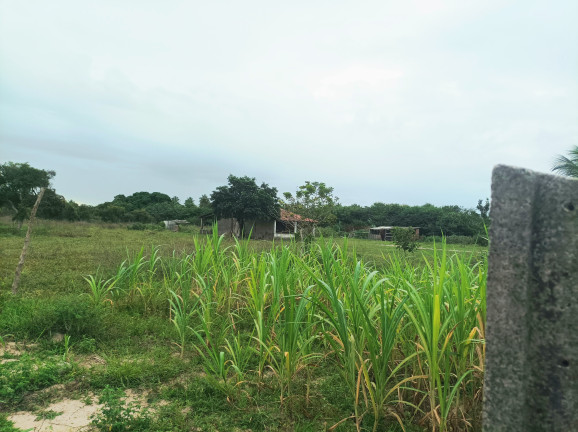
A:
82,232,486,431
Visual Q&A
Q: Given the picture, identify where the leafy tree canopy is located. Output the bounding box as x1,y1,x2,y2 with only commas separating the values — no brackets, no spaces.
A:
184,197,196,208
198,194,211,211
0,162,55,223
35,188,67,219
335,201,485,237
283,181,338,226
211,175,280,234
477,198,490,224
112,191,172,212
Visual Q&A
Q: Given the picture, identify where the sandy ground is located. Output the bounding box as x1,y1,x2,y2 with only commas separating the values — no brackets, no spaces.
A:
1,342,34,361
2,343,148,432
9,399,102,432
7,389,148,432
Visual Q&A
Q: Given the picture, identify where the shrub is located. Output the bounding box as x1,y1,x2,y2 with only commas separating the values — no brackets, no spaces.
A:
474,234,489,246
91,386,151,432
445,235,474,245
392,227,419,252
127,223,163,231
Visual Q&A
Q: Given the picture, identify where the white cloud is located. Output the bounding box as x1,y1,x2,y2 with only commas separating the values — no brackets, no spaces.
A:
0,0,576,208
313,66,404,100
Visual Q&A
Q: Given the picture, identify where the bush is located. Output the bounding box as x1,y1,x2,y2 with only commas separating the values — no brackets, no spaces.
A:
91,386,152,432
419,235,488,245
127,223,163,231
127,223,147,231
316,226,340,237
392,227,418,253
474,235,489,246
445,235,474,245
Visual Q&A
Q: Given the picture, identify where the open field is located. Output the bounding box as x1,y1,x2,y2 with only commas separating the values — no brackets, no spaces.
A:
0,220,487,431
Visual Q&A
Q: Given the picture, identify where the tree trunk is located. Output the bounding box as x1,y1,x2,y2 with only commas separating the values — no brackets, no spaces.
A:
12,187,45,295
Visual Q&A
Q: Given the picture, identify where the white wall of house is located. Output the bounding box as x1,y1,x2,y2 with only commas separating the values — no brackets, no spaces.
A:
274,219,298,239
217,217,311,240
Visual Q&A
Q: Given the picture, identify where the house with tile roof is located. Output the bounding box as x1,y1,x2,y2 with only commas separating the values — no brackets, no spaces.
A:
202,209,316,240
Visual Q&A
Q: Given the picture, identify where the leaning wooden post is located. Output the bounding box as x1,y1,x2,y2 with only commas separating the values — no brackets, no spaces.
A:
12,187,46,295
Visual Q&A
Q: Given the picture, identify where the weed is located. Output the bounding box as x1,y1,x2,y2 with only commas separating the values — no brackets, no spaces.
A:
62,334,72,361
0,413,32,432
91,386,151,432
84,273,118,306
34,409,63,420
0,354,73,407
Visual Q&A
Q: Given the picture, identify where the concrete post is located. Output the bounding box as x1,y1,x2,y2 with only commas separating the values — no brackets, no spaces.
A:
484,165,578,431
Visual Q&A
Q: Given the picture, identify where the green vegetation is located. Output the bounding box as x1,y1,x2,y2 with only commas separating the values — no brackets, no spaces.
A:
335,202,487,238
91,386,152,432
1,162,489,244
0,219,486,431
0,414,27,432
552,145,578,178
0,352,75,407
211,174,280,236
283,181,339,226
0,162,55,228
392,227,419,252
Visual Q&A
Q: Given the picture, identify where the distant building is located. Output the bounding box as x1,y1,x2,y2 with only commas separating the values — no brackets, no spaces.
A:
163,220,190,231
273,209,316,239
203,209,315,240
368,226,419,241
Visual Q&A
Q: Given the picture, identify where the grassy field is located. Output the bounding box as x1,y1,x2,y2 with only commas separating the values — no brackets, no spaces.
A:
0,219,487,431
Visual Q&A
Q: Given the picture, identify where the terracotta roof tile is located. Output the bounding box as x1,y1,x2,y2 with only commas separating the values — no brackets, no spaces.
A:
280,209,316,223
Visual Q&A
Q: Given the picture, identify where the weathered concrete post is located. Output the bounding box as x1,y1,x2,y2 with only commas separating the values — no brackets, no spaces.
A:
484,165,578,431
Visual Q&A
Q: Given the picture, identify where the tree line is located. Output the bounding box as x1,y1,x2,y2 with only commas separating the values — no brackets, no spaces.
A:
0,162,492,239
335,202,489,237
4,146,576,238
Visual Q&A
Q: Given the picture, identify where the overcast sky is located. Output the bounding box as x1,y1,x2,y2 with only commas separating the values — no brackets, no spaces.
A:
1,0,576,208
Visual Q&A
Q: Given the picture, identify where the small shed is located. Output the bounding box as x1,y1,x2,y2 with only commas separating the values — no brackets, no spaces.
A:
206,209,316,240
163,220,190,232
199,212,216,235
368,226,419,241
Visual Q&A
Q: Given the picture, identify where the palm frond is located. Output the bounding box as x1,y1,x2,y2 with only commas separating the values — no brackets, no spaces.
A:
552,146,578,178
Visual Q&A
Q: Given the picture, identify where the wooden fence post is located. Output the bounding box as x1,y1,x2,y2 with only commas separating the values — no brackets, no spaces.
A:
11,187,46,295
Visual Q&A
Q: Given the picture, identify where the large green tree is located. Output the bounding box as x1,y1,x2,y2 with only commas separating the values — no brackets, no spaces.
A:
283,181,338,226
552,146,578,178
211,175,280,236
198,194,211,212
0,162,55,227
34,188,67,219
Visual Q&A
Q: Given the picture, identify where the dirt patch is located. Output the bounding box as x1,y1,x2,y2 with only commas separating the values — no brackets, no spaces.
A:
75,354,107,369
9,398,102,432
9,390,152,432
0,341,36,357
